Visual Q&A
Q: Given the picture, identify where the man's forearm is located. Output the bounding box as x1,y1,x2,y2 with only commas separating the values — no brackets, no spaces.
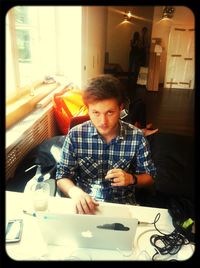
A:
56,178,99,214
134,173,154,187
56,178,78,197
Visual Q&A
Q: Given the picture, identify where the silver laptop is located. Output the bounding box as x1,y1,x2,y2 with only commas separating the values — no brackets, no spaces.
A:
36,210,138,251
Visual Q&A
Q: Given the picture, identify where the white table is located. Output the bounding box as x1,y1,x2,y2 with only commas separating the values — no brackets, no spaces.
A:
5,191,194,261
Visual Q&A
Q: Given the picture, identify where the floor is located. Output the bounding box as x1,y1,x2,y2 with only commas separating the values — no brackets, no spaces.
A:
145,86,194,137
120,77,195,137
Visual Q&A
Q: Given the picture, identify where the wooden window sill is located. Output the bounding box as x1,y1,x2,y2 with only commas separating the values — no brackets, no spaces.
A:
6,82,60,129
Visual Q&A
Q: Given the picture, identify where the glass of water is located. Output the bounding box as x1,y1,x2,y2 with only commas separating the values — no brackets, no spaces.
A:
30,182,50,211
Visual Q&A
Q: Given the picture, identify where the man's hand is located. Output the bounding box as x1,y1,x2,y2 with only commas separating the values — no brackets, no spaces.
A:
105,169,133,186
68,186,99,214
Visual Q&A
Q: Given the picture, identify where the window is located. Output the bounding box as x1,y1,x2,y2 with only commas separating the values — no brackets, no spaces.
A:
6,6,42,103
6,6,82,127
15,6,32,64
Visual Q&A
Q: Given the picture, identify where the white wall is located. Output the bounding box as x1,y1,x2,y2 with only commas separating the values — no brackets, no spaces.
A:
54,6,107,89
55,7,82,87
81,6,107,87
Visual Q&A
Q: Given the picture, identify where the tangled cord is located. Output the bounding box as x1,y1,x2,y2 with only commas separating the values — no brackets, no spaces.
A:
150,213,190,260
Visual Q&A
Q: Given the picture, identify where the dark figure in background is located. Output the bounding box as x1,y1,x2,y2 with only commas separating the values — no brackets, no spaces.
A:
128,32,141,96
126,28,157,136
128,31,141,75
140,27,149,67
128,28,149,91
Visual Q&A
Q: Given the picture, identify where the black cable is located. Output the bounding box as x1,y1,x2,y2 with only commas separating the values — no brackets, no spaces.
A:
149,213,190,261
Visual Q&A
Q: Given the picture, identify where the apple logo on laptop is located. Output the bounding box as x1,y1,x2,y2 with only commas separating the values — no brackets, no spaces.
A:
81,230,93,238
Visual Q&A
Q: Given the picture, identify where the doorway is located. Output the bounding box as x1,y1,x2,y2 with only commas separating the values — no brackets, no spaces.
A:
164,25,195,89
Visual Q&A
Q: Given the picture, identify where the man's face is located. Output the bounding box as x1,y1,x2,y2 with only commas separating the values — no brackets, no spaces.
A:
88,98,123,139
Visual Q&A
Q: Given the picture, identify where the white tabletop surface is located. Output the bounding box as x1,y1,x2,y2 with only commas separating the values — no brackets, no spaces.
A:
5,191,195,261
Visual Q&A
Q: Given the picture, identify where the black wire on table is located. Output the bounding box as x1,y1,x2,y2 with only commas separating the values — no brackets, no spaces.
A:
149,213,190,261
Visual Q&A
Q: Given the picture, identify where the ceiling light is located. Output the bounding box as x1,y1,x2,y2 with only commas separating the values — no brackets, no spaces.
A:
127,11,132,19
123,9,133,22
162,6,175,19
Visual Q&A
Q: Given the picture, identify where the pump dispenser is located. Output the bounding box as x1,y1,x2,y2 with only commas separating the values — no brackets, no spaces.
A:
24,164,50,211
24,165,44,192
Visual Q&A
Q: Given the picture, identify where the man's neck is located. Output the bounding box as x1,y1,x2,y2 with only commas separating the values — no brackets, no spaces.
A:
102,123,120,144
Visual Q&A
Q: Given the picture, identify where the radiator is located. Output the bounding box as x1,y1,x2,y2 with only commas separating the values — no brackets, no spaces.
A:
6,106,59,181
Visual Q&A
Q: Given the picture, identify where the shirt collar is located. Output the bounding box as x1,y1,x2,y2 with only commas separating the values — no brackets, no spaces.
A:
87,121,98,137
118,120,126,140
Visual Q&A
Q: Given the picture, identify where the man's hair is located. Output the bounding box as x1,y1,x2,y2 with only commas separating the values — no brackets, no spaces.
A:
82,74,126,106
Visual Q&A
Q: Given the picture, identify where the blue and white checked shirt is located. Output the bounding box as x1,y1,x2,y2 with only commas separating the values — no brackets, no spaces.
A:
56,120,156,205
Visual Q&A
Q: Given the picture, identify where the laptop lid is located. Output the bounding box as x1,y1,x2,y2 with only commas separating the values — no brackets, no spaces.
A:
37,211,138,251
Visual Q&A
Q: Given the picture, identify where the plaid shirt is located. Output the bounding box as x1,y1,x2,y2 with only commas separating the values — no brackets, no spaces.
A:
56,120,156,204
